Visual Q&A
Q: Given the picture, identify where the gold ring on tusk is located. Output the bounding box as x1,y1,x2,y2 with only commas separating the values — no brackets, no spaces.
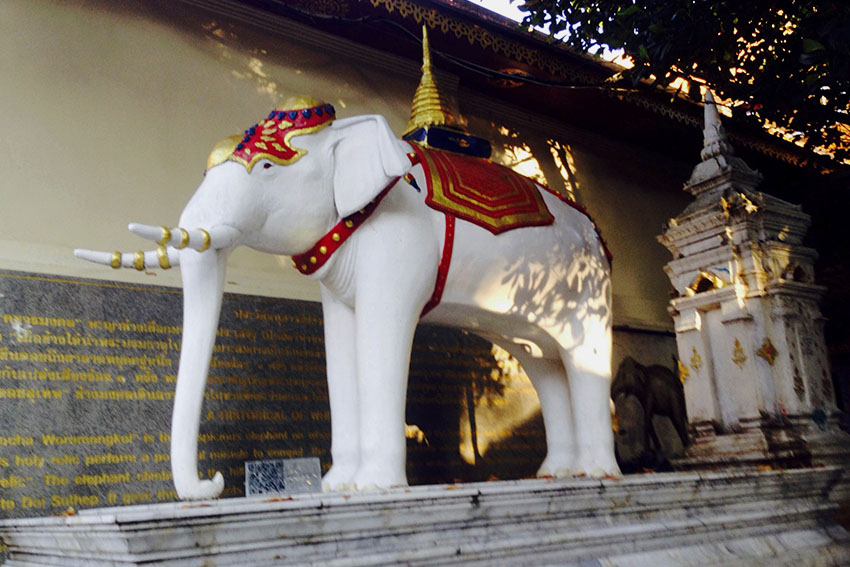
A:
158,226,172,246
157,246,171,269
134,251,146,271
177,228,190,249
111,251,122,269
198,229,211,252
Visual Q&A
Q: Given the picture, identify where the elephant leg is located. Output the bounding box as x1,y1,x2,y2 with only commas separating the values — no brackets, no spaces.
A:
671,398,690,447
644,395,661,453
516,354,577,478
320,285,360,491
350,280,430,490
350,300,421,490
561,323,620,478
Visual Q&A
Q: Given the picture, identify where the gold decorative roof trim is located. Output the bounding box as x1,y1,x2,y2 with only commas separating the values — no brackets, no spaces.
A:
369,0,597,84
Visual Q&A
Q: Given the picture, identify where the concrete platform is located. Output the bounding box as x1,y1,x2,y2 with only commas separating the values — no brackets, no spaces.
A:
1,468,849,566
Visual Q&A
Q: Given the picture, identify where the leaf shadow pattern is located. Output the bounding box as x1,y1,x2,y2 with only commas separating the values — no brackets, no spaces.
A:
497,212,612,351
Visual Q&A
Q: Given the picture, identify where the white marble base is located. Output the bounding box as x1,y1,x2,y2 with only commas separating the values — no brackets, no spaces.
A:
1,468,848,566
674,417,850,505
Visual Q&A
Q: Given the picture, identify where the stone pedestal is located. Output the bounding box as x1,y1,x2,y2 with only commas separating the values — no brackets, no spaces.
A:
1,470,848,566
658,93,850,499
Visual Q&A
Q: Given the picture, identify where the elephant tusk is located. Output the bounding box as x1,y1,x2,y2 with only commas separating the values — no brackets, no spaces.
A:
74,246,181,271
128,223,240,252
74,224,240,271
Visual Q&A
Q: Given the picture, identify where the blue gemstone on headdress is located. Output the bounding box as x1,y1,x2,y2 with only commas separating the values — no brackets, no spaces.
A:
289,111,298,120
236,143,244,150
315,107,323,117
242,136,250,143
301,108,312,119
248,126,256,135
268,111,276,119
327,104,335,115
278,111,286,120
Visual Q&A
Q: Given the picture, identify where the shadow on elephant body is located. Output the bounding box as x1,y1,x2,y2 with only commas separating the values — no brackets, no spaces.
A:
493,207,612,349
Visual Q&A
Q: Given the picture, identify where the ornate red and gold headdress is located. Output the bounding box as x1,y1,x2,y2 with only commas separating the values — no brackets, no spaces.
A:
206,95,336,173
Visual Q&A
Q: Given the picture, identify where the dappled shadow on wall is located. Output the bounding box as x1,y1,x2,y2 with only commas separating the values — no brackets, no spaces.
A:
457,345,547,481
193,14,351,112
200,20,283,99
480,121,582,202
406,334,547,485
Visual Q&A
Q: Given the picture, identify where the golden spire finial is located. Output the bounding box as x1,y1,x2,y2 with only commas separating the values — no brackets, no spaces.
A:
423,24,433,76
403,25,458,136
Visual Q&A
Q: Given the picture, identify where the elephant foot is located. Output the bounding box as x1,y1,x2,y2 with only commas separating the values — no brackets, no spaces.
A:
323,480,355,492
586,467,622,479
351,465,408,492
573,452,621,479
536,453,576,478
322,463,358,492
175,471,224,500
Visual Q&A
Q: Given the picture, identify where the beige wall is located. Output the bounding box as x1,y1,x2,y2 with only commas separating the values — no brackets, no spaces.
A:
0,0,692,330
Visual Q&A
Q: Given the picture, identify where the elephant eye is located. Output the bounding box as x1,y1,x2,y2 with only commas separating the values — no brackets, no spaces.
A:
263,162,273,169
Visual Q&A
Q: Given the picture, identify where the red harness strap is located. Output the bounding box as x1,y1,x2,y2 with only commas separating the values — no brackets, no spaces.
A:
421,214,455,317
291,150,456,316
291,181,396,275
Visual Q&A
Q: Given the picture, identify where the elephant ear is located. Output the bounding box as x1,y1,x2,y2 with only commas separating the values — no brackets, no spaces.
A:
330,115,412,218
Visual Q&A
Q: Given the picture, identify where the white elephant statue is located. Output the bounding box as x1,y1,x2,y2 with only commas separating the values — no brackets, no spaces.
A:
77,96,619,499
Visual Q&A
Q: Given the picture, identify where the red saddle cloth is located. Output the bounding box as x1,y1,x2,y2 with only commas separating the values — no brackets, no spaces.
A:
412,145,555,234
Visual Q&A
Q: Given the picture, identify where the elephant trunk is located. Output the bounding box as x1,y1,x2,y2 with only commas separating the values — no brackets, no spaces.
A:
170,246,230,500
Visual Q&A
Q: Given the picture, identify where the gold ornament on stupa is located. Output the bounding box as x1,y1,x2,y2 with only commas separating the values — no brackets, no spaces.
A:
403,26,459,136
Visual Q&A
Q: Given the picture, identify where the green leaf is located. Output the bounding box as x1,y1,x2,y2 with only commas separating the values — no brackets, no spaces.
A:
617,5,640,17
802,38,826,53
638,44,650,61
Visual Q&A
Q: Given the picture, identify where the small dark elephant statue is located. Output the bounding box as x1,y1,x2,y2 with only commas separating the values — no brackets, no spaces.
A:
612,356,688,464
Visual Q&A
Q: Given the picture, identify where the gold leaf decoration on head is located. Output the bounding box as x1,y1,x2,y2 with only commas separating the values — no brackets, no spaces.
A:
226,95,336,172
206,135,241,172
278,95,323,111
